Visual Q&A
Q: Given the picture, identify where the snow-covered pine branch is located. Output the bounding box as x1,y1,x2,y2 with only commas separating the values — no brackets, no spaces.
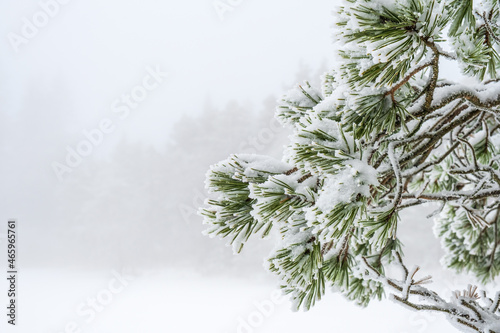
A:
362,252,500,333
200,0,500,331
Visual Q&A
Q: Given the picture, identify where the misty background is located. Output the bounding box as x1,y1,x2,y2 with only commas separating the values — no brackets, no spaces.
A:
0,1,476,332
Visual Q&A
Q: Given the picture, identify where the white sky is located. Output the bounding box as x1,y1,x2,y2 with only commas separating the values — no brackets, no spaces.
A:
0,0,336,146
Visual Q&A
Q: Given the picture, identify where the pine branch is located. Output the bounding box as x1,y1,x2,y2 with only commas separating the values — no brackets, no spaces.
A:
201,0,500,329
363,253,500,333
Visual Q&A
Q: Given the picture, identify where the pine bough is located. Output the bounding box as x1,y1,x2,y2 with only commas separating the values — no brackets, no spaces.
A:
199,1,500,332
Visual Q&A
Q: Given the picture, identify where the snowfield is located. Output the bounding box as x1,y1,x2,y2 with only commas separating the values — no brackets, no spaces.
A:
3,266,457,333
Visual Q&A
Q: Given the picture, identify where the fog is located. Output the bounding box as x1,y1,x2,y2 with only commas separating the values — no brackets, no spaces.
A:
0,1,465,332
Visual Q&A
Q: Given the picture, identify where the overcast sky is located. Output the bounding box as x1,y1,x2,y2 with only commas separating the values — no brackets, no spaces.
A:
0,0,336,144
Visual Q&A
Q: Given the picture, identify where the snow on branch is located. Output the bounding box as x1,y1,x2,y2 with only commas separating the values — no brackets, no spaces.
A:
200,0,500,331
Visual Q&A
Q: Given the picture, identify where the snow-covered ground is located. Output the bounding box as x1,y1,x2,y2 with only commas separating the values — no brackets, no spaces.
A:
2,266,458,333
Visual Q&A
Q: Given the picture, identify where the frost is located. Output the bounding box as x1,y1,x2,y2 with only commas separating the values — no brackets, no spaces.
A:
276,82,322,127
202,0,500,325
207,153,291,188
316,159,378,213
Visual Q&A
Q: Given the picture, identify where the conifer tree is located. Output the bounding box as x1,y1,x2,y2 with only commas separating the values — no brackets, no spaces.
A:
199,1,500,331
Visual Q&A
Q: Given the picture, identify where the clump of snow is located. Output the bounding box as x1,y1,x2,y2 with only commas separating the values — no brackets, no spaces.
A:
207,153,291,190
312,94,343,119
303,159,379,242
283,114,356,175
276,82,322,126
301,116,352,151
315,159,378,213
283,83,321,107
474,0,497,16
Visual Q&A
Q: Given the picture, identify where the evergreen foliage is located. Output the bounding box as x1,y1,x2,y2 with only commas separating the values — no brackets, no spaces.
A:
200,1,500,331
